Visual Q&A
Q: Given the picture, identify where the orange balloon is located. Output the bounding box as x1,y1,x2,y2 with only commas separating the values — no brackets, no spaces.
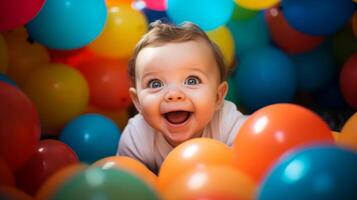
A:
336,113,357,150
3,28,50,87
162,165,257,200
0,186,34,200
232,103,334,182
0,159,15,187
0,33,8,73
75,58,132,109
36,163,87,200
158,138,234,191
84,105,129,130
93,156,157,187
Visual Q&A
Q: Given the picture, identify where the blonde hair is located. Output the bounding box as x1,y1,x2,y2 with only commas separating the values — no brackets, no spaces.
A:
128,21,226,86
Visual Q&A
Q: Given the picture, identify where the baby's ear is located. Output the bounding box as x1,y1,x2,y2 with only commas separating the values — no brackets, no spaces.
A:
129,87,142,113
215,81,228,110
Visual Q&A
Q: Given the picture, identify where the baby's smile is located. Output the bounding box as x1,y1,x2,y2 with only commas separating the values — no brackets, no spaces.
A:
163,111,192,125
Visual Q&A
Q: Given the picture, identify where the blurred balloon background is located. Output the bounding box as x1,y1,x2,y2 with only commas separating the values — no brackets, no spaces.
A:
0,0,356,199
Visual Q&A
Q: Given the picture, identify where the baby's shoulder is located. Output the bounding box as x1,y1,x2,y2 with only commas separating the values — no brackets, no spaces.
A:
218,100,244,119
124,114,156,139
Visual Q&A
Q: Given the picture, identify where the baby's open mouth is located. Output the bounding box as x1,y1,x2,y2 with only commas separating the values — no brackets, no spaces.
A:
164,111,192,124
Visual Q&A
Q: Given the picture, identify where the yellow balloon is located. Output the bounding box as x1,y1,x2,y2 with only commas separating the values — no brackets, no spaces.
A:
235,0,280,10
23,64,89,130
352,11,357,38
89,3,148,59
0,34,8,73
3,29,49,87
207,26,235,69
336,113,357,150
162,165,257,200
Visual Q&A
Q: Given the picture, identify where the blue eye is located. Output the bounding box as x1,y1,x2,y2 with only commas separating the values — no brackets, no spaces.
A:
148,79,163,88
185,76,201,85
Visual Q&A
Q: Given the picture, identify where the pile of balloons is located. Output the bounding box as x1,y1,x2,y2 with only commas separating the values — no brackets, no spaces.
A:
1,0,356,199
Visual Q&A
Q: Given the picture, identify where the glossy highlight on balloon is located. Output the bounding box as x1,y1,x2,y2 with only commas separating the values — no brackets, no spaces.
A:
258,145,357,200
232,103,334,182
158,138,234,191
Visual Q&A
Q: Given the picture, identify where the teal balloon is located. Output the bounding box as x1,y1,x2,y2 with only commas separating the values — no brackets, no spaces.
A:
167,0,234,31
228,12,270,57
230,3,258,21
0,73,17,87
51,167,160,200
60,114,121,164
291,42,335,92
226,74,240,106
259,145,357,200
26,0,107,50
235,46,296,112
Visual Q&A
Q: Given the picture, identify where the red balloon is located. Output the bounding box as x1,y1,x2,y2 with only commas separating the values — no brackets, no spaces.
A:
265,7,325,54
75,58,132,109
47,48,84,64
232,104,334,182
0,186,34,200
0,159,15,187
0,82,41,171
0,0,45,31
15,139,79,195
340,53,357,109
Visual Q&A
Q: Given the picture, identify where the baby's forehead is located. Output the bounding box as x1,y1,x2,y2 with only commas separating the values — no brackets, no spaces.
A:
137,40,214,65
136,41,218,76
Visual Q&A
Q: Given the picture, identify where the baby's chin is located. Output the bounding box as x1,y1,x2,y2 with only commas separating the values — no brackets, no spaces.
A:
162,130,203,147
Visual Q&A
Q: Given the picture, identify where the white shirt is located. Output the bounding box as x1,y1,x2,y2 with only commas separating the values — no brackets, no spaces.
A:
117,100,248,173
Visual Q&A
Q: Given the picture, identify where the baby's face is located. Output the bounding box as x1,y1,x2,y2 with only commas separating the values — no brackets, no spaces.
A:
130,39,227,146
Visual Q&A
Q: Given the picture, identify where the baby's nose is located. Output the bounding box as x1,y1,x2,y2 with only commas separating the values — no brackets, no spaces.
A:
164,89,185,102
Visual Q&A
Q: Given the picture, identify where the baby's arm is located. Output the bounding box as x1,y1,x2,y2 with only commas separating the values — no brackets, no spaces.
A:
116,115,156,172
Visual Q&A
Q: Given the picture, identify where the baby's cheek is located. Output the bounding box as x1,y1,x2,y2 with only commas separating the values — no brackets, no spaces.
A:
138,94,160,112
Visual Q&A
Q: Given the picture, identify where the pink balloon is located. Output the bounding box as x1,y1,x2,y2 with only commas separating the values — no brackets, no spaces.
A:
0,0,46,31
144,0,166,11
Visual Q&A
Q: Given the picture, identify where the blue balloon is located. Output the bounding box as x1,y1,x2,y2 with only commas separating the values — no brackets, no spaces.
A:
167,0,234,31
235,46,296,112
26,0,107,50
281,0,355,35
291,42,335,92
134,1,172,24
258,145,357,200
60,114,121,163
227,12,270,58
0,73,17,87
142,8,171,24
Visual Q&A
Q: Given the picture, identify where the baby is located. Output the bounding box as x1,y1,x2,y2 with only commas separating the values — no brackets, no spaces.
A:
117,21,247,173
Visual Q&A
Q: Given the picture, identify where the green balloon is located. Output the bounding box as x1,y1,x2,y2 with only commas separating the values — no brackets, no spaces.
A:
231,3,258,21
332,27,357,65
51,167,161,200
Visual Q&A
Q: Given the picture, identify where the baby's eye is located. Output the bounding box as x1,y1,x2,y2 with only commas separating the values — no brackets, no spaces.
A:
148,79,164,88
185,76,201,85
